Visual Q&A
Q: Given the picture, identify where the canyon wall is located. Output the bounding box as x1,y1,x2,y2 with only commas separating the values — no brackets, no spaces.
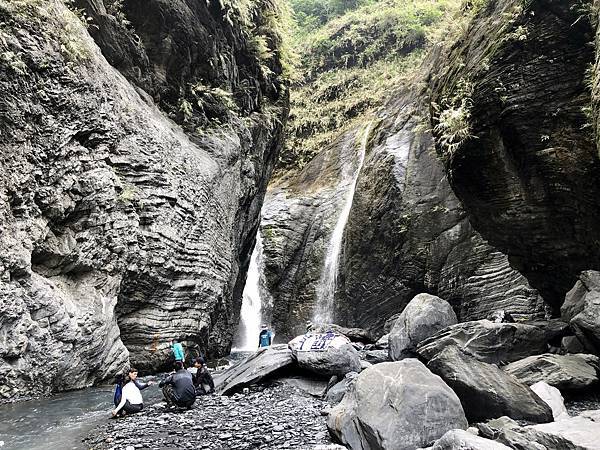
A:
0,0,287,400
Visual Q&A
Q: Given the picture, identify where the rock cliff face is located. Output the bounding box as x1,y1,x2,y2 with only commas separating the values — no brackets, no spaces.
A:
263,0,600,339
430,0,600,309
339,90,545,334
0,0,287,400
261,128,364,339
262,86,544,340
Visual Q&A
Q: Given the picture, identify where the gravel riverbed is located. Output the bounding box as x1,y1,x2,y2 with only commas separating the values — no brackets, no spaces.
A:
83,382,337,450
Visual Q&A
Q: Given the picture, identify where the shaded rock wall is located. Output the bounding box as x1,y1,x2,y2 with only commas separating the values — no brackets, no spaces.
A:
261,129,364,339
429,0,600,309
339,90,545,335
262,87,544,340
0,0,287,400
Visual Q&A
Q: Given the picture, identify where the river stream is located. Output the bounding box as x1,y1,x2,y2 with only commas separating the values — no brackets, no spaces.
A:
0,355,250,450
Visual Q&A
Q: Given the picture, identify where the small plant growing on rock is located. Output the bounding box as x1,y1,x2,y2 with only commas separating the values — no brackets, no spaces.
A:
118,184,137,203
0,51,27,74
433,79,475,158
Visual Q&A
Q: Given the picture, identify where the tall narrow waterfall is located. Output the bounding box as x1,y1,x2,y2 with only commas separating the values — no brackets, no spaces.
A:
313,124,372,324
233,231,266,351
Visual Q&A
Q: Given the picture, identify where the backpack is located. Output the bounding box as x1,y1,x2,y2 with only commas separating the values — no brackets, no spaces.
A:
113,383,122,407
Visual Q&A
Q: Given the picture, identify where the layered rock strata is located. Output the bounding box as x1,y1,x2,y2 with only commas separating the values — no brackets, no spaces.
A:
429,0,600,307
0,0,287,399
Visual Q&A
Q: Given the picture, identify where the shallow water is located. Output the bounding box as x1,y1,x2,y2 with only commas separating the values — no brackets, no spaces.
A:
0,378,161,450
0,355,247,450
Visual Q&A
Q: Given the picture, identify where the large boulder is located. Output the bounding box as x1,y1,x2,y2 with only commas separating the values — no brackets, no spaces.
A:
327,359,468,450
297,344,362,377
430,429,511,450
279,376,329,397
480,410,600,450
417,320,568,364
427,346,553,423
561,271,600,354
389,293,457,361
503,353,599,392
213,345,294,395
530,382,569,422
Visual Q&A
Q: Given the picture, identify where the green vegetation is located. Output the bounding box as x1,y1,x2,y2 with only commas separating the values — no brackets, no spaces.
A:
432,79,475,158
278,0,466,173
0,0,92,64
0,51,27,74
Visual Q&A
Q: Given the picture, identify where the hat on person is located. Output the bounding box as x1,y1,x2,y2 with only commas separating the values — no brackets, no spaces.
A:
195,357,206,365
261,324,267,329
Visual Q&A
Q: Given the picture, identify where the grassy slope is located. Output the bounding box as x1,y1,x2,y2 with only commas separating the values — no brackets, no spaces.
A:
277,0,479,173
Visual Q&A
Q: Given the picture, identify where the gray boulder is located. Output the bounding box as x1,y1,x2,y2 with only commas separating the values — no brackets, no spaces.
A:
279,376,329,397
213,345,294,394
481,410,600,450
360,348,390,365
561,336,586,354
530,381,569,422
417,320,568,364
431,429,511,450
327,359,468,450
503,353,599,391
427,346,553,423
297,344,362,377
389,293,457,361
309,324,375,343
325,372,360,406
561,271,600,354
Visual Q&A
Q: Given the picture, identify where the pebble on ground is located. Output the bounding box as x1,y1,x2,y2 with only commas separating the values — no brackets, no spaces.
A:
84,382,335,450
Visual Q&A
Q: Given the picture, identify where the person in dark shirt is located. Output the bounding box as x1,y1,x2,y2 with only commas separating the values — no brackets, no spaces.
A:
258,324,274,348
192,357,214,395
159,361,196,408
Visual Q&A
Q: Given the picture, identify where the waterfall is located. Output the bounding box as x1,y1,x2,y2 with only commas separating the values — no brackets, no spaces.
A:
233,230,265,351
313,123,372,324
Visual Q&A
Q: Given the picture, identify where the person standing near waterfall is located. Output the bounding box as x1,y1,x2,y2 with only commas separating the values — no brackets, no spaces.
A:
172,339,185,366
258,324,274,348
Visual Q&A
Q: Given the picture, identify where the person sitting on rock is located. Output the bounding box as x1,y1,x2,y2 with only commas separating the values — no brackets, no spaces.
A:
192,357,215,395
258,324,274,348
172,339,185,366
159,361,196,409
112,368,146,417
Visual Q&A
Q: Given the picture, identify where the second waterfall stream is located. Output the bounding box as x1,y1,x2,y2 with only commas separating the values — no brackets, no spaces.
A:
313,122,373,324
233,230,267,351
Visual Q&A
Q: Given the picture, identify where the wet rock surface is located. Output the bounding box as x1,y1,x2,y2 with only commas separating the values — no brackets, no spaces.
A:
84,382,332,450
562,271,600,354
213,345,294,395
0,0,287,400
417,320,567,365
262,91,544,342
426,346,553,423
503,353,600,392
389,293,457,361
429,0,600,307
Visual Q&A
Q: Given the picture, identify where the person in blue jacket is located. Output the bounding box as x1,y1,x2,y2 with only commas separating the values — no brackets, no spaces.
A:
172,339,185,365
258,324,274,348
